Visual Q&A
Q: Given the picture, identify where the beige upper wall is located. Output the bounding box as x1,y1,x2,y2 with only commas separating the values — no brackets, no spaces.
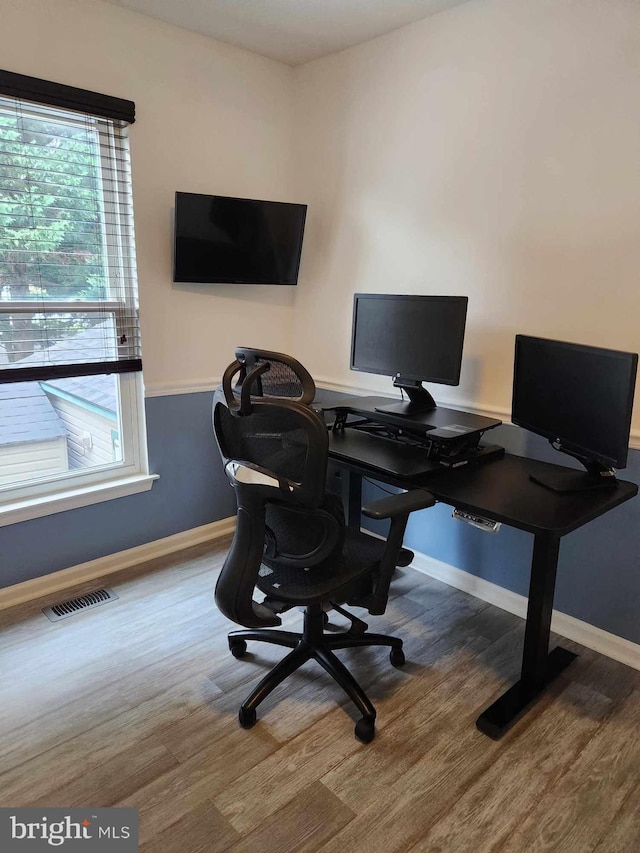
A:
3,0,640,432
0,0,297,391
292,0,640,433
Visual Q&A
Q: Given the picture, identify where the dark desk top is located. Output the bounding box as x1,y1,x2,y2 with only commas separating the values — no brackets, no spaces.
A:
422,454,637,536
328,432,638,537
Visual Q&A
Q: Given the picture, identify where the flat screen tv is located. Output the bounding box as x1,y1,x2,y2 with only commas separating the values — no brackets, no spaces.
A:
512,335,638,491
173,192,307,285
350,293,468,416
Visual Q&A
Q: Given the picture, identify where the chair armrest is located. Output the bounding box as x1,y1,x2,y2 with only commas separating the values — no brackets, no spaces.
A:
362,489,435,520
354,488,435,615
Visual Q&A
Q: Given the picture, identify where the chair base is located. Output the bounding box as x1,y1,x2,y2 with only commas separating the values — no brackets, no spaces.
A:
228,603,404,743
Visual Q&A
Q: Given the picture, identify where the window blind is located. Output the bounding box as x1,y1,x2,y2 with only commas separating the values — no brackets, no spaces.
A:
0,70,135,124
0,72,141,384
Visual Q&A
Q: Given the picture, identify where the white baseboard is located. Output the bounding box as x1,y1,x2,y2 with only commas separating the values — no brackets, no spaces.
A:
0,516,236,612
409,549,640,673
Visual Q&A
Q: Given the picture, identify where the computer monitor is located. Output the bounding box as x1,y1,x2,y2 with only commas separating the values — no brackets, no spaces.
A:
350,293,468,416
512,335,638,492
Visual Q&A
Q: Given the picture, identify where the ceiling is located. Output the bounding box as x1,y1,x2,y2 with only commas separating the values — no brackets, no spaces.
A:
104,0,471,66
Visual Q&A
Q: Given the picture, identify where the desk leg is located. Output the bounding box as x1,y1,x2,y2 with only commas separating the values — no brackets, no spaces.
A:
347,471,363,529
476,532,578,739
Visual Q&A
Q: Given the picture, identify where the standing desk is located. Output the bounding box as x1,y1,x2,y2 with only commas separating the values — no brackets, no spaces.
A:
325,401,638,739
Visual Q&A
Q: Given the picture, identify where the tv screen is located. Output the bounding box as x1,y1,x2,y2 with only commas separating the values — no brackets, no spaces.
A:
173,192,307,285
512,335,637,470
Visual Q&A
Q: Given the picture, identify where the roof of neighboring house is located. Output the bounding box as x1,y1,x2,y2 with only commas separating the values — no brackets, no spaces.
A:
43,373,117,416
0,382,67,447
1,322,121,449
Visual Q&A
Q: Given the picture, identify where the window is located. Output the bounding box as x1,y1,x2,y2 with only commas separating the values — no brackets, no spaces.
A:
0,71,152,523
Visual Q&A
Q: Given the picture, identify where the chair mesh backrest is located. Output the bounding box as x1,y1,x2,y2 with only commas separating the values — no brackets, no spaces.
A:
213,355,344,626
215,400,312,485
215,395,343,568
262,493,345,570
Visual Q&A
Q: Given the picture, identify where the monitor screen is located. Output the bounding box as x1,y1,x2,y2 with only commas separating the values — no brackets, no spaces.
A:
512,335,637,469
350,294,468,385
173,192,307,285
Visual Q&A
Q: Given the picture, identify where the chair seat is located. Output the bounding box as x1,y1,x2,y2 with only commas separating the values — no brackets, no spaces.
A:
256,527,386,604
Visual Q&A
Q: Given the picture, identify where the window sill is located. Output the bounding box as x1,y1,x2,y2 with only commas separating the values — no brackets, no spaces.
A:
0,473,159,528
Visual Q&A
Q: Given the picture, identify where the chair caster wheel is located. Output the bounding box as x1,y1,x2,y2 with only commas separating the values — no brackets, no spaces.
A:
389,646,405,667
229,638,247,659
355,716,375,744
238,707,257,729
322,611,330,628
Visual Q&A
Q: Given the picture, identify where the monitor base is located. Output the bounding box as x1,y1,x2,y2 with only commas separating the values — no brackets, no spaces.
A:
529,470,618,493
375,400,434,417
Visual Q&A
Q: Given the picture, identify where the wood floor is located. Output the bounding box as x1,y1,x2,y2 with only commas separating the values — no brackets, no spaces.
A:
1,538,639,852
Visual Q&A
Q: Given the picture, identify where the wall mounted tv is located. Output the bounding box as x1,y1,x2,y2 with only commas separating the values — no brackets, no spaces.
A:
173,192,307,285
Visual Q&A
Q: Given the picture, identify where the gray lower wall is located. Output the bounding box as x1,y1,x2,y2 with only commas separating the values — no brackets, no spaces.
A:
2,389,639,649
0,392,236,589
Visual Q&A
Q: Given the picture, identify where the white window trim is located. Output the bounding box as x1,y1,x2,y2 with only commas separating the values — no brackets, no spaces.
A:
0,372,157,527
0,471,158,528
0,98,150,523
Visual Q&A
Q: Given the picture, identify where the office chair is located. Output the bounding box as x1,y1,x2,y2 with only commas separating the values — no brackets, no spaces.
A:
213,348,435,742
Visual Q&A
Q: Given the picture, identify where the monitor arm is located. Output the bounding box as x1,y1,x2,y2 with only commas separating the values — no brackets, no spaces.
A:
550,440,616,479
530,439,618,492
393,376,436,410
374,375,436,417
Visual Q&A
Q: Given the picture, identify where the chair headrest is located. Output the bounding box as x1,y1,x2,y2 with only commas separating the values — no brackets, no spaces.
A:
222,348,316,416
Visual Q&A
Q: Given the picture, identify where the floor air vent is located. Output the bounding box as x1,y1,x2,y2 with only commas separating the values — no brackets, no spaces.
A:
43,588,119,622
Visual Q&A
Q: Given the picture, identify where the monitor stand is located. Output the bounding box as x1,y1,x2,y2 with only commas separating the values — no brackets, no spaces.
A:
374,377,436,417
530,455,618,493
